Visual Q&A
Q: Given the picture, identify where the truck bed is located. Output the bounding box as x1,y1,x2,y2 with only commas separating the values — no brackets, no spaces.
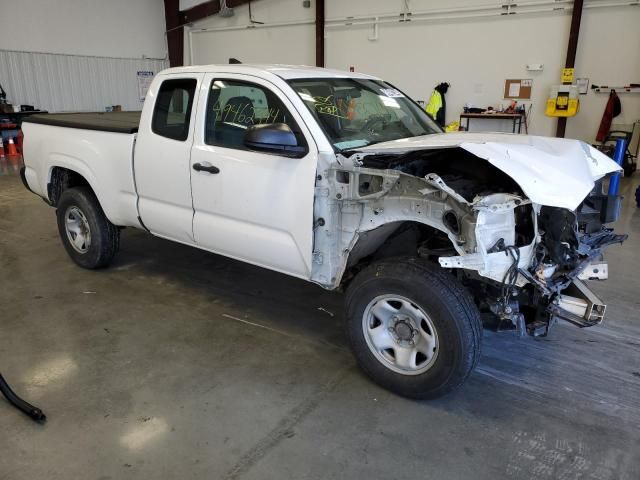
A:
22,111,141,134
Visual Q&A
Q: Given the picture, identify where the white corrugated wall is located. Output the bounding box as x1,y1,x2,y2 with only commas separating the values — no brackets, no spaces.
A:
0,50,168,113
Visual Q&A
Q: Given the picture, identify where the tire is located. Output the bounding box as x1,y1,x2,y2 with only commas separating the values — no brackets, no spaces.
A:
345,258,482,399
56,187,120,269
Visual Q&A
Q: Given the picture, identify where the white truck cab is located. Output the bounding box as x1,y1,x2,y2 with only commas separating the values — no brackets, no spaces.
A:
21,64,626,399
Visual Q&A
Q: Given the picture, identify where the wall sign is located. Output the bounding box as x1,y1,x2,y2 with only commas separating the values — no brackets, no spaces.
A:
137,71,154,102
561,68,575,83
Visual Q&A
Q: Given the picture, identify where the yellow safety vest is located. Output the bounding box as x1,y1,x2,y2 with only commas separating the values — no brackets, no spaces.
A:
425,90,443,120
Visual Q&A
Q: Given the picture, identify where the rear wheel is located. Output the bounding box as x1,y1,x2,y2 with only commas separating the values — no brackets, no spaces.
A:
345,258,482,399
56,187,119,269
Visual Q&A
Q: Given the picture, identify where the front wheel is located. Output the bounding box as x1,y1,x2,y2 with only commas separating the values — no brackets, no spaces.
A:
56,187,120,269
345,258,482,399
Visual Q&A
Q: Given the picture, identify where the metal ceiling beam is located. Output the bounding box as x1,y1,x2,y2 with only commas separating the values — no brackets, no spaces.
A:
180,1,220,25
164,0,184,67
180,0,256,25
165,1,260,67
227,0,257,7
316,0,325,67
556,0,584,138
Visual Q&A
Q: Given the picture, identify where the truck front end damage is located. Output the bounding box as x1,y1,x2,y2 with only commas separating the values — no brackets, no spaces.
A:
439,182,626,336
310,136,626,337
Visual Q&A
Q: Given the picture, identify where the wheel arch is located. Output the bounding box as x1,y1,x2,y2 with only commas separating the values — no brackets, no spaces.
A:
48,165,95,207
45,161,129,227
339,220,459,289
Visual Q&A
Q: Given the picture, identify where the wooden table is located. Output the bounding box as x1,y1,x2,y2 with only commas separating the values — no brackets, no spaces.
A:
459,112,524,134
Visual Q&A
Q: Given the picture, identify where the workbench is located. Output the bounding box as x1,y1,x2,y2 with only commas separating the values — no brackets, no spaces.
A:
459,112,524,134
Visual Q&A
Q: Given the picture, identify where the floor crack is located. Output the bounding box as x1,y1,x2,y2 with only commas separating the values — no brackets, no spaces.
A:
223,365,354,480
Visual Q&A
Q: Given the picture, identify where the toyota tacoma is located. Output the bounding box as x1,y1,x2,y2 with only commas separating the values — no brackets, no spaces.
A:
20,64,626,399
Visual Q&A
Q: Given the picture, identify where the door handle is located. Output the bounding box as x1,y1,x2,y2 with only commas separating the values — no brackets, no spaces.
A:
192,162,220,174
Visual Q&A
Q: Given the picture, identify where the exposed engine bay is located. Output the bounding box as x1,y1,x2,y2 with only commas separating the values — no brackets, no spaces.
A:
310,143,627,337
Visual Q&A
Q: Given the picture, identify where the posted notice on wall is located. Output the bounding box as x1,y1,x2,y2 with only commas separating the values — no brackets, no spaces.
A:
508,82,521,98
137,71,154,103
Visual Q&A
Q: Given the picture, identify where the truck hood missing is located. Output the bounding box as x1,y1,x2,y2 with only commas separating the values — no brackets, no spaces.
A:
355,133,621,210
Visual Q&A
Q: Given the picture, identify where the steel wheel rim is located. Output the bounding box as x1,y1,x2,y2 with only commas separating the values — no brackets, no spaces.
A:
65,206,91,254
362,294,439,375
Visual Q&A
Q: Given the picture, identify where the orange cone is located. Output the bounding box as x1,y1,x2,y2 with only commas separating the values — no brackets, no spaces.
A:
7,137,18,157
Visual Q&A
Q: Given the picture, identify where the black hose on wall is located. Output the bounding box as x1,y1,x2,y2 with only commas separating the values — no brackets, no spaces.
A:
0,373,46,423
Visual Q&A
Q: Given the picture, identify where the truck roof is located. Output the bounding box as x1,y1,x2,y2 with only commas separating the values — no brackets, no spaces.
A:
159,64,381,81
21,65,380,134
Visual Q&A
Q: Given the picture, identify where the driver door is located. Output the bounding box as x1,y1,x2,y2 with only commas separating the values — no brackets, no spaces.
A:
189,73,318,279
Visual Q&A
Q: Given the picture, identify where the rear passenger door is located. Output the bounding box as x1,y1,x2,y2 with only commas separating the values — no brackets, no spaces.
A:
135,74,203,243
189,73,318,279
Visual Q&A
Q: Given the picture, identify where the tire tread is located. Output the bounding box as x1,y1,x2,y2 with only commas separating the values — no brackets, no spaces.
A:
56,187,119,269
345,257,482,399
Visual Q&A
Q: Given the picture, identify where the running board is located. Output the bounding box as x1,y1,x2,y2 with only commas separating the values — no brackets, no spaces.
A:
549,279,606,328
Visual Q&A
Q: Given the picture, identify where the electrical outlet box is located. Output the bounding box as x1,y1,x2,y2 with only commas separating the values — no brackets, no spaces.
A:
526,64,544,71
302,0,311,7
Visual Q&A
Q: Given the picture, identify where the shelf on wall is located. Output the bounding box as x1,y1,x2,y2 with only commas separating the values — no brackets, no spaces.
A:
592,86,640,93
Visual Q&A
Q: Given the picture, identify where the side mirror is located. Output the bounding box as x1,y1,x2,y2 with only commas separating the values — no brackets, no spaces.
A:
244,123,307,157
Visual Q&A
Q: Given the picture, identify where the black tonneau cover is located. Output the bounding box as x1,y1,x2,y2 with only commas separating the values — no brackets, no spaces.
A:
22,111,141,134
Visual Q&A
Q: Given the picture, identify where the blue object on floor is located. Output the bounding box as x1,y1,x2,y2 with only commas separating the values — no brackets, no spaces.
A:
608,139,627,196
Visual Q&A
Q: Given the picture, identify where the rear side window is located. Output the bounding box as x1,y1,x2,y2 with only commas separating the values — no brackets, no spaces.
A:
152,78,197,141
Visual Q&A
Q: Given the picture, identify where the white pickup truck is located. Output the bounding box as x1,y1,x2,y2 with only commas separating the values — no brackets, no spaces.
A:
21,64,626,399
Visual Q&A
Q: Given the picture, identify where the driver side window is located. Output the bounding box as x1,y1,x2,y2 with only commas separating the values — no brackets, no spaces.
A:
204,79,303,150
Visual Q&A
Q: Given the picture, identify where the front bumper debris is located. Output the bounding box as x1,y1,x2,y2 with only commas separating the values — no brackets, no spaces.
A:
549,279,606,328
578,262,608,281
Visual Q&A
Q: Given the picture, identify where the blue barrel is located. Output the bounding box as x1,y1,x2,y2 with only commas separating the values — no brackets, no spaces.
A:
607,139,627,196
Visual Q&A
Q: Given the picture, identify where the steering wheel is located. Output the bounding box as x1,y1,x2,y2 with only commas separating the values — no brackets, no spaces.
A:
363,114,388,135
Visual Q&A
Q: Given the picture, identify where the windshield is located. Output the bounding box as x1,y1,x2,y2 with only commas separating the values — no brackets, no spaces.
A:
287,78,442,151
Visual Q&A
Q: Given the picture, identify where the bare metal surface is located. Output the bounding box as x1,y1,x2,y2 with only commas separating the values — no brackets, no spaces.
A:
310,161,486,288
1,172,639,479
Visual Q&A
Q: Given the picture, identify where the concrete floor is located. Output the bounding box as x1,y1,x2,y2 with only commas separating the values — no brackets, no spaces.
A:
1,169,639,480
